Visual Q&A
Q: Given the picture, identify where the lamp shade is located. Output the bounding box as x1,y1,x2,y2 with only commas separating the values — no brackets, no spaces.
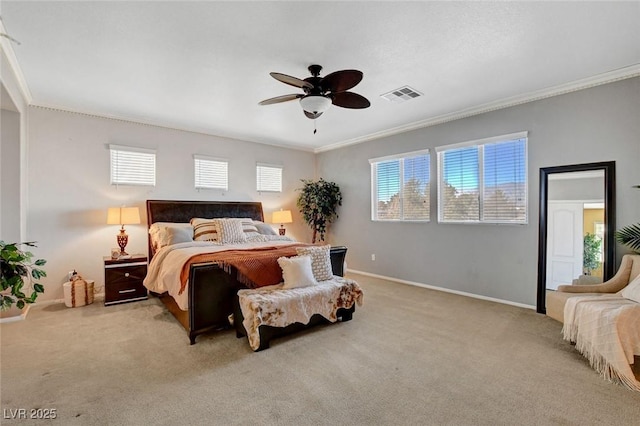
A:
107,207,141,225
272,210,293,224
299,95,331,114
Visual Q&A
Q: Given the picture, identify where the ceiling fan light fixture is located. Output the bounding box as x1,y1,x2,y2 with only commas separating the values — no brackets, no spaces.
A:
300,95,331,114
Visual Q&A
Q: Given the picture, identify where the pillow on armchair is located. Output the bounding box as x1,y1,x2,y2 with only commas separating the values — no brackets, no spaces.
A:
621,274,640,303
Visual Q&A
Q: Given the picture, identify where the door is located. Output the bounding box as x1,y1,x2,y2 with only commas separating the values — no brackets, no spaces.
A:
546,202,583,290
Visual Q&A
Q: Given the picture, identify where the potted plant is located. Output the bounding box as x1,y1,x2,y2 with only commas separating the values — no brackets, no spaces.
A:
583,233,602,275
1,241,46,314
615,223,640,253
615,185,640,253
297,178,342,244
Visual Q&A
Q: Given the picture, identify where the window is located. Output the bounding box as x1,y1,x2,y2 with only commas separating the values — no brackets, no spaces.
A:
437,132,527,224
109,144,156,186
370,149,430,221
256,163,282,192
194,155,228,190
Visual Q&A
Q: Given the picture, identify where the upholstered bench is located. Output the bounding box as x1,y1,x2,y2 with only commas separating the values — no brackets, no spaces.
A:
234,276,363,351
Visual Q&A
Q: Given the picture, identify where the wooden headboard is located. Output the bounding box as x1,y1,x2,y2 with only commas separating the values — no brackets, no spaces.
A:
145,200,264,261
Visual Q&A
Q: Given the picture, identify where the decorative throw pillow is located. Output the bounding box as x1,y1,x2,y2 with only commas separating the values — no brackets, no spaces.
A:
295,245,333,281
277,255,318,289
621,274,640,303
240,218,259,234
149,222,193,250
253,220,278,236
191,218,220,242
217,218,248,244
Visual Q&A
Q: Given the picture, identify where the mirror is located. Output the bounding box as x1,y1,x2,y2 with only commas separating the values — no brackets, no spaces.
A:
537,161,616,313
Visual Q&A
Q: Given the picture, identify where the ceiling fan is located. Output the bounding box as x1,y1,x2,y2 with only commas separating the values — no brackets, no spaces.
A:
259,64,370,121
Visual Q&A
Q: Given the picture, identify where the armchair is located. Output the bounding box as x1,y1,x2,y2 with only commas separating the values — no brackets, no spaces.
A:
546,254,640,323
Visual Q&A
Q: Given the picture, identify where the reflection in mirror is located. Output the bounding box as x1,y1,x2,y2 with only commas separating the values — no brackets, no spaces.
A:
546,170,604,290
537,161,615,314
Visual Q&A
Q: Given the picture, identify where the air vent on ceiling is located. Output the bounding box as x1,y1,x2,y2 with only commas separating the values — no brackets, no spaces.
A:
380,86,422,103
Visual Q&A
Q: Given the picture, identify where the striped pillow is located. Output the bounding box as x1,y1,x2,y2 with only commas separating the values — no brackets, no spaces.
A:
295,245,333,281
191,218,220,242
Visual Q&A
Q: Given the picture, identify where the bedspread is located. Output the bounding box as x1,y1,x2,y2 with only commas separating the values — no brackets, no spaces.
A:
178,243,308,293
143,240,301,310
238,276,364,351
562,295,640,391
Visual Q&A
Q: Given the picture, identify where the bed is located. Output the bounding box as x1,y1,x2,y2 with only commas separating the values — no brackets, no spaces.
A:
144,200,348,344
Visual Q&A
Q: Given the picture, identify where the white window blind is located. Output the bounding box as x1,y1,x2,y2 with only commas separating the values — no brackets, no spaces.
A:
194,155,228,190
256,163,282,192
437,132,527,224
370,149,430,221
109,144,156,186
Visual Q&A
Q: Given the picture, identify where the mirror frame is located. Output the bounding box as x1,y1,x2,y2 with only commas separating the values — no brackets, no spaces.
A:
536,161,616,314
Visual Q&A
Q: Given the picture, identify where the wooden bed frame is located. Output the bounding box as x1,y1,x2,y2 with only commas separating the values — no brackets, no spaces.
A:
146,200,348,345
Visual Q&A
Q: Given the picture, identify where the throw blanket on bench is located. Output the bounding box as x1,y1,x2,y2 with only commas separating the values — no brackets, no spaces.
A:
238,276,364,351
179,244,308,293
562,295,640,391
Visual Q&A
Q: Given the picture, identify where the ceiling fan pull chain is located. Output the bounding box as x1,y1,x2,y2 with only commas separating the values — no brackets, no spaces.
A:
314,119,317,134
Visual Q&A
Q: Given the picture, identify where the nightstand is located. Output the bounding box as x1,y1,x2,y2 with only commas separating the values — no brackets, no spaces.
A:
103,255,148,306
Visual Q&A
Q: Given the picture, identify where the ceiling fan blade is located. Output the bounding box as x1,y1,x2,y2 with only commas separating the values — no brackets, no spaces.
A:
258,94,302,106
270,72,313,89
304,110,323,119
332,92,370,109
321,70,363,93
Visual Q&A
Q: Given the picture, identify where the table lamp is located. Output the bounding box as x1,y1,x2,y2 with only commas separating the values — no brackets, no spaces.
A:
272,210,293,236
107,206,141,255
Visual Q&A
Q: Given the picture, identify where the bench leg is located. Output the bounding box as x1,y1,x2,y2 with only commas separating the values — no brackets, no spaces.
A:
341,310,353,322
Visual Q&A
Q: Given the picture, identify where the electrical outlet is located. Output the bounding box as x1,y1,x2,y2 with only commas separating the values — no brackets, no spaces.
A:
371,254,376,261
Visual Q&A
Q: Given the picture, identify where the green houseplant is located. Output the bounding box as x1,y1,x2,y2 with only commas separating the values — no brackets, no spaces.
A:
0,241,46,310
615,223,640,253
615,185,640,253
297,178,342,244
583,233,602,275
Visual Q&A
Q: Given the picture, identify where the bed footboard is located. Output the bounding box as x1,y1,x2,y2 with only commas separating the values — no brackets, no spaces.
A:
176,246,348,345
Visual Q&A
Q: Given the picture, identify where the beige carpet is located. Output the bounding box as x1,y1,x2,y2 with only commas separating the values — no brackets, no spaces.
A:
1,273,639,425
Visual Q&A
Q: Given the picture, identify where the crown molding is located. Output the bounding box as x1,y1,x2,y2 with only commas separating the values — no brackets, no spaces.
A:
0,18,32,105
315,64,640,153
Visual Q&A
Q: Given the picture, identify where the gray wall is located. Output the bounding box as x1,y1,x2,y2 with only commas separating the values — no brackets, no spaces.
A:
1,108,21,243
317,77,640,306
26,107,316,301
548,176,604,201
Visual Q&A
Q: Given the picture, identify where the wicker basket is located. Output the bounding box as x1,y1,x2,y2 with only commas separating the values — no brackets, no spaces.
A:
63,278,95,308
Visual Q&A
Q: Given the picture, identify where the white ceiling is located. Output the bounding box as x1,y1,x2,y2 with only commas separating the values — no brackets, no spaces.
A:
2,1,639,152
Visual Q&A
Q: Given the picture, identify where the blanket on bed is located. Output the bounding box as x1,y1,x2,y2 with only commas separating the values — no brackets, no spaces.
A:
238,276,364,351
179,243,308,293
562,295,640,391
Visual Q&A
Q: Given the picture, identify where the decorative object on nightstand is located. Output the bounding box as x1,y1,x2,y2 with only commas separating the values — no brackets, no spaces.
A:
272,209,293,236
106,206,141,256
103,254,148,306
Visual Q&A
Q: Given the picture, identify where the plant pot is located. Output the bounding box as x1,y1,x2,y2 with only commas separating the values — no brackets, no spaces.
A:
0,304,30,323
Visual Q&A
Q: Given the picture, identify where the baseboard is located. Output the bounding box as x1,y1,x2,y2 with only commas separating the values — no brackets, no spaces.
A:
347,269,536,310
0,304,31,323
32,292,106,308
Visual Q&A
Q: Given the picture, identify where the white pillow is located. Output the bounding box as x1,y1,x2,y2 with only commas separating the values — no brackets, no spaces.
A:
277,255,318,289
295,244,333,281
149,222,193,250
253,220,278,236
621,274,640,303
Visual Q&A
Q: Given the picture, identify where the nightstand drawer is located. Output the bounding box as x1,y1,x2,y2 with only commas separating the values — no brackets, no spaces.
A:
104,262,148,305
